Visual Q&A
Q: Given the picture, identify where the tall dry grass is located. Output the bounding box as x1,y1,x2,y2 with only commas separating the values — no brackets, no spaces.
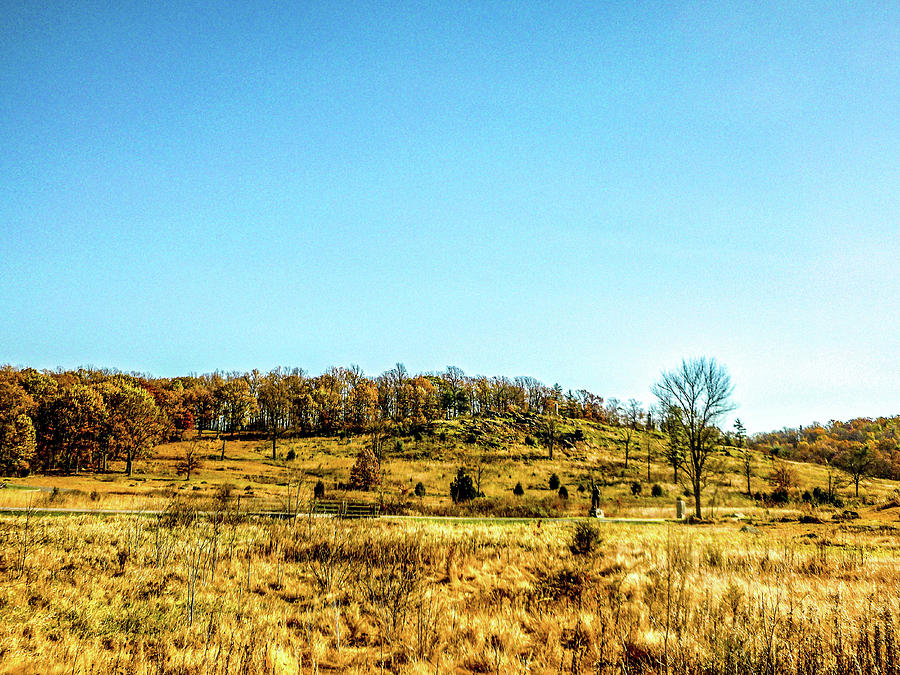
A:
0,508,898,674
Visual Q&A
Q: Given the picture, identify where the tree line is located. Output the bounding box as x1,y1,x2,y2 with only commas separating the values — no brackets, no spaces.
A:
750,416,900,485
0,363,612,476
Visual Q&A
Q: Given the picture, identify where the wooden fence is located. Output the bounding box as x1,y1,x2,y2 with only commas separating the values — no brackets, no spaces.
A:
308,500,380,519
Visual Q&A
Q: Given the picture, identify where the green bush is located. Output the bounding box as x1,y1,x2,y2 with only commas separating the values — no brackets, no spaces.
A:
313,480,325,499
549,473,560,490
630,481,642,496
414,481,426,497
513,482,525,496
450,468,477,503
651,483,663,497
558,485,569,500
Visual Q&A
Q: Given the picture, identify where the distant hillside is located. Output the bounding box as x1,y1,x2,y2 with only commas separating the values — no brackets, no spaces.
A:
0,364,609,476
751,416,900,480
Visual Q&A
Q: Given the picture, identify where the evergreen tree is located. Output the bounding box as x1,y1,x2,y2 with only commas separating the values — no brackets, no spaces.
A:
449,467,476,502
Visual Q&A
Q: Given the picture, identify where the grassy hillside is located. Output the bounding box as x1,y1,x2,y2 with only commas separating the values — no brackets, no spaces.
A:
3,414,899,522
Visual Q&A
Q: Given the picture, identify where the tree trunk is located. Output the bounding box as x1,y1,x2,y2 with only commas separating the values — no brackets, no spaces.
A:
126,450,133,477
272,429,277,460
693,479,702,518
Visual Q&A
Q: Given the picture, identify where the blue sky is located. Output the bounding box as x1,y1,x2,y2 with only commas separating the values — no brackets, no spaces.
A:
1,1,898,432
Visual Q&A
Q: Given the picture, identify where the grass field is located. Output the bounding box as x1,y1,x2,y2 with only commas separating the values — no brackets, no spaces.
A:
3,422,900,672
1,419,896,520
2,510,900,673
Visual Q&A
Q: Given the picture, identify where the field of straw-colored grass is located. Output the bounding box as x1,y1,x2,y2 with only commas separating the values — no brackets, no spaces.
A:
2,503,900,674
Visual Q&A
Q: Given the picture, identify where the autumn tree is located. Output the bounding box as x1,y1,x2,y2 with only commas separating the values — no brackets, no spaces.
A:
0,379,36,475
98,380,162,476
257,368,291,460
217,375,257,437
36,384,106,474
346,366,377,431
177,441,205,481
349,445,381,490
768,461,798,497
653,357,735,519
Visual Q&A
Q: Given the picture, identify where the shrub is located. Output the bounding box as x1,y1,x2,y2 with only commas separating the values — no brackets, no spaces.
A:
313,480,325,500
630,481,642,496
524,435,537,447
394,438,404,453
770,489,790,504
450,468,477,503
651,484,663,498
286,449,296,461
215,483,234,509
549,473,560,490
569,521,601,555
558,486,569,500
414,481,426,497
560,428,585,444
811,486,844,507
533,566,587,604
513,482,525,496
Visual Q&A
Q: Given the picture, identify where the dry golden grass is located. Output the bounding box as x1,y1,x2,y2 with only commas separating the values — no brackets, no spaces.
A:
2,507,900,674
3,426,900,672
5,425,896,519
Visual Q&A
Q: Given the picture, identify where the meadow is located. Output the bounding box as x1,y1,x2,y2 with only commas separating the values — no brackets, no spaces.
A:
2,507,900,674
2,418,895,519
3,423,900,673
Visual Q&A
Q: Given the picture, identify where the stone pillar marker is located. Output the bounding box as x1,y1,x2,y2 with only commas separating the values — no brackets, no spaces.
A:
676,497,685,520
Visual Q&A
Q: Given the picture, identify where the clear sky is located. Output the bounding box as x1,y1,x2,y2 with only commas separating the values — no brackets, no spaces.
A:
2,1,898,433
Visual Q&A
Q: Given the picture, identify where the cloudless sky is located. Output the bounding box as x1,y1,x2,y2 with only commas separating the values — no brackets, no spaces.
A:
2,1,898,432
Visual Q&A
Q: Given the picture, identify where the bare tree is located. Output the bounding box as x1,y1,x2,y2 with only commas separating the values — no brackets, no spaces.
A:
652,357,735,519
838,442,872,498
622,399,644,469
542,413,559,460
177,441,205,481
